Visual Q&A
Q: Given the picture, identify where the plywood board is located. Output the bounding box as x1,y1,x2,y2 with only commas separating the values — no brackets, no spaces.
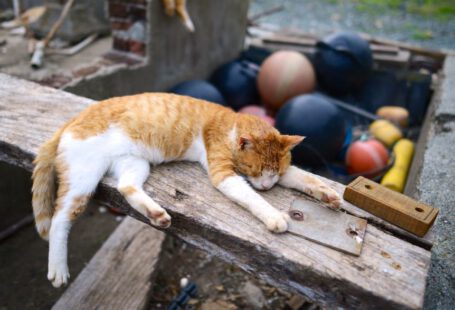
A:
288,199,367,256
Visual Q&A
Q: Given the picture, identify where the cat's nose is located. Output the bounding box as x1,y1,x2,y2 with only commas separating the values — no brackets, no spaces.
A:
261,179,273,189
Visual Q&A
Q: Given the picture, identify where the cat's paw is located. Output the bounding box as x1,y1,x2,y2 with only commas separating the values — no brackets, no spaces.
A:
308,185,341,210
147,209,172,228
48,262,70,288
264,211,289,233
323,189,342,210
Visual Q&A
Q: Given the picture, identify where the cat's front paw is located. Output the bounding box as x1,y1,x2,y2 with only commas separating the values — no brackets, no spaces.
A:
264,211,289,233
325,193,342,210
320,186,342,210
48,262,70,288
306,185,341,210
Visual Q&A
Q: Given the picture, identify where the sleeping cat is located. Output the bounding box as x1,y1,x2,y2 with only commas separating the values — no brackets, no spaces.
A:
32,93,341,288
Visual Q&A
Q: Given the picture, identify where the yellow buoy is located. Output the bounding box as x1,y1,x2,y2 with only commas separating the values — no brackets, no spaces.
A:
381,139,415,192
369,119,402,147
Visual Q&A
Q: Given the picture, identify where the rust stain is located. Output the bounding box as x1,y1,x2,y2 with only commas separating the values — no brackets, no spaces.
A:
381,251,391,259
392,262,401,270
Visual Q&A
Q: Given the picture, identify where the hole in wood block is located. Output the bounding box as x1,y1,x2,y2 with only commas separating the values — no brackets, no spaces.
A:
364,184,372,190
346,228,359,237
415,207,424,213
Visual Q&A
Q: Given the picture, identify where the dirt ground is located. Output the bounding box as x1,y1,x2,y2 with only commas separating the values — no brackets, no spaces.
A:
149,237,318,310
0,163,120,310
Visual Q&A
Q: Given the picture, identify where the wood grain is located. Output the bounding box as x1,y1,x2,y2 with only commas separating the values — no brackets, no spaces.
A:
344,177,439,237
0,73,432,309
52,217,165,310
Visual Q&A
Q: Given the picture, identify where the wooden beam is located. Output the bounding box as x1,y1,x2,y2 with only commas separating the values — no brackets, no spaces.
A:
52,217,165,310
249,34,411,69
0,73,431,309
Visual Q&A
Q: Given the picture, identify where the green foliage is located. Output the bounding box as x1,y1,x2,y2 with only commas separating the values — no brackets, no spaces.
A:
329,0,455,19
412,29,434,40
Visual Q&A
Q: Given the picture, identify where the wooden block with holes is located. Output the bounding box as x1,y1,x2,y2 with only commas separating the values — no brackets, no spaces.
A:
344,177,439,237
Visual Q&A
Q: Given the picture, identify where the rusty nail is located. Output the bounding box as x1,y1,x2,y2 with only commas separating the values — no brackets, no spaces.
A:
346,223,361,240
289,209,304,221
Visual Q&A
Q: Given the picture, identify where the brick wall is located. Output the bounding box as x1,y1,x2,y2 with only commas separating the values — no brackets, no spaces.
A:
108,0,148,57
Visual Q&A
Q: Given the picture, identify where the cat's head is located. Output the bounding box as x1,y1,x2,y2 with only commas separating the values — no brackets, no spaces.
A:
233,133,304,190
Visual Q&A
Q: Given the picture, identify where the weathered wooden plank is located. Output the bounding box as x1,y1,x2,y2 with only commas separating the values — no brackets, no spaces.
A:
0,73,431,309
52,217,165,310
249,35,411,67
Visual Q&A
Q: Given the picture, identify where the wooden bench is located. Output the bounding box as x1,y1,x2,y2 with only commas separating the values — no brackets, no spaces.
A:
0,73,432,309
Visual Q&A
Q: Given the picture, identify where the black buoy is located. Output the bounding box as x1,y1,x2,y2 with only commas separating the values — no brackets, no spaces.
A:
169,80,226,105
314,32,373,96
275,94,346,166
210,59,260,111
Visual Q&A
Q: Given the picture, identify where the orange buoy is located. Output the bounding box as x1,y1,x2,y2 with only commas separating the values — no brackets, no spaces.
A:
346,139,389,177
257,50,316,112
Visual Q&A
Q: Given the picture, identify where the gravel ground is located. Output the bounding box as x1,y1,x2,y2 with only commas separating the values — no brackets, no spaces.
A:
415,57,455,310
250,0,455,51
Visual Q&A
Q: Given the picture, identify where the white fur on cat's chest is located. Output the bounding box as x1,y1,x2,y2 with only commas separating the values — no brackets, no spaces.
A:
182,134,208,170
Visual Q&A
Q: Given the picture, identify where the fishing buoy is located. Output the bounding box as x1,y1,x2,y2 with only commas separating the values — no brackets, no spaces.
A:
275,94,346,166
258,50,316,112
169,80,226,105
314,32,373,95
369,119,402,147
376,106,409,127
345,138,389,177
238,105,275,126
210,60,260,111
381,139,415,192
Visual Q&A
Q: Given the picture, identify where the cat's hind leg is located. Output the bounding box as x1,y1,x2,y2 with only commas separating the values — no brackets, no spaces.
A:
112,156,171,228
48,156,108,288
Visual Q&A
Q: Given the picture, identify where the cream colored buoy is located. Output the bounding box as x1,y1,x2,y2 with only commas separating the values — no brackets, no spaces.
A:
376,106,409,127
257,50,316,112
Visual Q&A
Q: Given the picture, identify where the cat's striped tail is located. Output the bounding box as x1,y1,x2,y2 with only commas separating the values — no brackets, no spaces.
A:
32,127,65,240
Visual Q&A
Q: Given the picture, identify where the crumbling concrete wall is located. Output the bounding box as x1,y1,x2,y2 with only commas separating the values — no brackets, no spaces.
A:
65,0,249,100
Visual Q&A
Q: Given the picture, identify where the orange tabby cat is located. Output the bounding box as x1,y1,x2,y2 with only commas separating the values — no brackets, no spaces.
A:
32,93,341,287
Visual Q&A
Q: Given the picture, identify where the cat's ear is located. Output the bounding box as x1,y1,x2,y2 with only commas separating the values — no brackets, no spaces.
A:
239,136,254,150
281,135,305,150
